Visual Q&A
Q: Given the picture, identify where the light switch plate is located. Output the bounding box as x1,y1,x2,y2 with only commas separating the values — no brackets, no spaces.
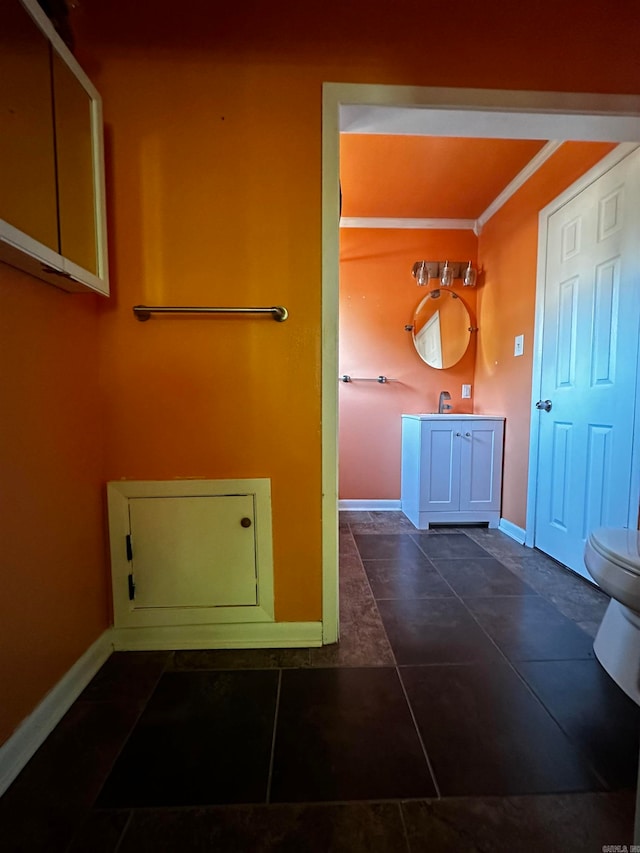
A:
462,384,471,398
514,334,524,357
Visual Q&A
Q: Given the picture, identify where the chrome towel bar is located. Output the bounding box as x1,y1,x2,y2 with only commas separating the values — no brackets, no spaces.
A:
133,305,288,322
339,375,398,383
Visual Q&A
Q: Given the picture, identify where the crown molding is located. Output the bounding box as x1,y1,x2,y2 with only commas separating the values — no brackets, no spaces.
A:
339,217,476,230
474,140,564,235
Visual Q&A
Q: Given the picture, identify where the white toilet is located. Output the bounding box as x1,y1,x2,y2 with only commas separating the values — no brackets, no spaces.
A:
584,527,640,705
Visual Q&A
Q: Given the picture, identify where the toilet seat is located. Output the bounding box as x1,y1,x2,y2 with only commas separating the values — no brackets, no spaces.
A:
585,527,640,614
588,528,640,576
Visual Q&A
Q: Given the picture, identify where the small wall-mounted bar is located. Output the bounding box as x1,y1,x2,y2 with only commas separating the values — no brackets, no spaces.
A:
339,375,398,383
133,305,288,322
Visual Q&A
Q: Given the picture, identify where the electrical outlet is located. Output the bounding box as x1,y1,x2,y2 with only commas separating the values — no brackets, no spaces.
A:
514,334,524,357
461,384,471,398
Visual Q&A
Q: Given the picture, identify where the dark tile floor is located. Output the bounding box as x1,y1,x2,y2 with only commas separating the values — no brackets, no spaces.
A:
1,511,639,852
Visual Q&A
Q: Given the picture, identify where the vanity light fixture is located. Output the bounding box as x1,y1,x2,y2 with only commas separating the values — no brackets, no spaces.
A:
411,260,477,287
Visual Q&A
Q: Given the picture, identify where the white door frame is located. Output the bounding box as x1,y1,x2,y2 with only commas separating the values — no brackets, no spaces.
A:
322,83,640,643
525,142,640,549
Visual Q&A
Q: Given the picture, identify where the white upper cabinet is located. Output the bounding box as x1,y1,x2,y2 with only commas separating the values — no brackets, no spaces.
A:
0,0,108,295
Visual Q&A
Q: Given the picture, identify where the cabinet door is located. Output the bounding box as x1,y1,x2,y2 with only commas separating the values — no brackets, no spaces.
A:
128,495,258,609
0,0,57,251
419,421,461,511
52,50,98,275
459,422,504,512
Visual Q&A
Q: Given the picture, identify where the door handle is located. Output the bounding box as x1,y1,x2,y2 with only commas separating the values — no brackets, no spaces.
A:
536,399,552,412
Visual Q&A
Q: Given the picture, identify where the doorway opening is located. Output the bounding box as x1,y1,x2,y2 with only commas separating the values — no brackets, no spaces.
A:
321,83,640,643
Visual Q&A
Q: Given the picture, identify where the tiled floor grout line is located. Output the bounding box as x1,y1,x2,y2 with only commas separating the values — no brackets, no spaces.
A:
111,809,133,853
83,660,171,815
395,666,442,800
397,800,413,853
265,669,283,804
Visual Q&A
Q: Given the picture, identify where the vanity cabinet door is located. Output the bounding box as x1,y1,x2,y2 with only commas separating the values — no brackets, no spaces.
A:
128,495,258,612
419,420,461,512
458,421,504,513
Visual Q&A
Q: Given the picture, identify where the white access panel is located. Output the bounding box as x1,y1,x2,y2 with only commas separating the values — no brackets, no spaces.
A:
107,479,274,629
129,495,257,608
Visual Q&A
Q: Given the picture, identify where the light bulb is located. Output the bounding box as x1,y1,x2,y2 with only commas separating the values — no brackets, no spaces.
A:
463,261,477,287
440,260,454,287
412,260,429,286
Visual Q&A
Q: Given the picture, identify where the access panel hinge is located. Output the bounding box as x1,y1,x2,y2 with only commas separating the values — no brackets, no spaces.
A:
125,534,135,600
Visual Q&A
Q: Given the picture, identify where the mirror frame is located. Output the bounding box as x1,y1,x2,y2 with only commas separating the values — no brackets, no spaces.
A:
412,288,473,369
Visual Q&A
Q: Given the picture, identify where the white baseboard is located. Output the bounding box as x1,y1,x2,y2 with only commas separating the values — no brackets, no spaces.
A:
111,621,324,651
339,500,402,511
0,629,114,797
499,517,527,545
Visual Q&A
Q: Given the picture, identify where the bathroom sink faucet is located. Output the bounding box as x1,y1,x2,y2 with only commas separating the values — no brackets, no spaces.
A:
438,391,452,414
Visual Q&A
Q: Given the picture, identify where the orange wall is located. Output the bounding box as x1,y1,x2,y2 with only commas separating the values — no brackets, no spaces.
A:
87,53,323,623
339,229,477,499
0,265,108,745
475,142,616,529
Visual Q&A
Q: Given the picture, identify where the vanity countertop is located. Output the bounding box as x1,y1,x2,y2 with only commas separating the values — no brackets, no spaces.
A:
402,413,506,420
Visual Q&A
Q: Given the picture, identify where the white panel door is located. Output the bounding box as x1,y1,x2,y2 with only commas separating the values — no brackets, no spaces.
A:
535,149,640,579
128,494,258,608
416,311,443,368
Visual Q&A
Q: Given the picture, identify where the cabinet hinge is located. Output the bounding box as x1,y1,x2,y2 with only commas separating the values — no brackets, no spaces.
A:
125,534,133,561
41,264,72,279
128,573,136,601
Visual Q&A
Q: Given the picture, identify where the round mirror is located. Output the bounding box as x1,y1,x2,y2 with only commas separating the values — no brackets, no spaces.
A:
412,289,471,369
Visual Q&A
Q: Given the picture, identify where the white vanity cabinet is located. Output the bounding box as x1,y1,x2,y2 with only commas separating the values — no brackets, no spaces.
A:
401,414,505,529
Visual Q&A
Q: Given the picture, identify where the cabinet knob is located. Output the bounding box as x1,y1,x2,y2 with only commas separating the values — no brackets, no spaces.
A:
240,517,252,528
465,432,471,437
456,432,462,437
